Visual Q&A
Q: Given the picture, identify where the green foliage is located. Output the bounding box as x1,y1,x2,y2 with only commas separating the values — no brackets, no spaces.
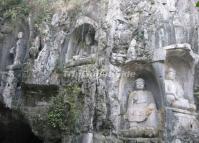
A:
0,0,29,22
47,84,82,134
196,1,199,7
0,0,21,10
0,0,53,26
30,0,53,27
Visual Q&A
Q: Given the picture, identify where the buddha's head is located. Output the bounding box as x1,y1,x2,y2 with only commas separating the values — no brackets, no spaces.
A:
85,33,92,46
167,67,176,80
18,32,23,39
135,78,145,90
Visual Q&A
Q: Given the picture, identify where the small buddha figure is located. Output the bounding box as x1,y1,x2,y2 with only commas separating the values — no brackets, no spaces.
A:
126,39,137,62
29,36,40,59
74,33,94,60
123,78,159,137
165,68,196,111
14,32,25,65
85,32,97,55
81,33,93,57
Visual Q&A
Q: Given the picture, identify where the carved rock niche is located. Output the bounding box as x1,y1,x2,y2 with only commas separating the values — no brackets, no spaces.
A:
163,44,199,142
65,21,97,67
119,63,162,139
164,44,198,111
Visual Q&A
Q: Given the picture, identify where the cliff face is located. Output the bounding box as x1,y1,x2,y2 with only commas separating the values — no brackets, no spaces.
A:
1,0,199,143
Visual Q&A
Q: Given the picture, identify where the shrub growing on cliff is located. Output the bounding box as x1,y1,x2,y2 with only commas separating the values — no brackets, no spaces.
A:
0,0,53,25
47,84,82,134
0,0,29,22
28,0,54,27
196,1,199,7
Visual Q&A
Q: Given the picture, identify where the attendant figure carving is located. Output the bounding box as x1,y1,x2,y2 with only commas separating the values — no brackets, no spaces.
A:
165,67,196,111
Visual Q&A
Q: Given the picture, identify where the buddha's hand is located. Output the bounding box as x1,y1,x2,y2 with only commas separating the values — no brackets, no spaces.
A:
146,103,156,116
166,94,176,104
189,104,196,111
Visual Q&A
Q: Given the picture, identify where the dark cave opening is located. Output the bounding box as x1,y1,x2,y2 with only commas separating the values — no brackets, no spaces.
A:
0,102,43,143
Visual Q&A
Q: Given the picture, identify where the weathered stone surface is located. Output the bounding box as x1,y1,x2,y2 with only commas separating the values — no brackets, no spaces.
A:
165,108,199,143
1,0,199,142
93,133,122,143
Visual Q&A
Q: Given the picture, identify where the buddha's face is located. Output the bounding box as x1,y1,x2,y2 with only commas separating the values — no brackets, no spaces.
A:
135,78,145,90
167,68,176,80
85,34,92,46
18,32,23,39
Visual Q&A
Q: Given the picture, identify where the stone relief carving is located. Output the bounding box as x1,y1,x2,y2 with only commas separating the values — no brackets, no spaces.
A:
74,32,96,59
165,67,196,111
65,23,97,64
29,36,41,59
3,32,26,107
110,20,131,65
121,78,159,137
7,31,27,75
126,39,137,61
14,32,25,65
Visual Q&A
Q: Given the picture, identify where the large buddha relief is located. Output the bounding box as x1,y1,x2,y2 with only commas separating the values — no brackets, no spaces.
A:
124,78,159,137
119,64,162,138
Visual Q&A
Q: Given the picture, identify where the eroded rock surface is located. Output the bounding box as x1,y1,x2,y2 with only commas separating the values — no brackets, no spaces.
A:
1,0,199,143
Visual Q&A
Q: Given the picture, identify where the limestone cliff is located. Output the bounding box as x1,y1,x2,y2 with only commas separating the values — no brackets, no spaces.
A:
1,0,199,143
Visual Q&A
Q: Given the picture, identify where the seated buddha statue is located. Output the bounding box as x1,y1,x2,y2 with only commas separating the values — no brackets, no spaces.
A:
165,67,196,111
121,78,159,137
